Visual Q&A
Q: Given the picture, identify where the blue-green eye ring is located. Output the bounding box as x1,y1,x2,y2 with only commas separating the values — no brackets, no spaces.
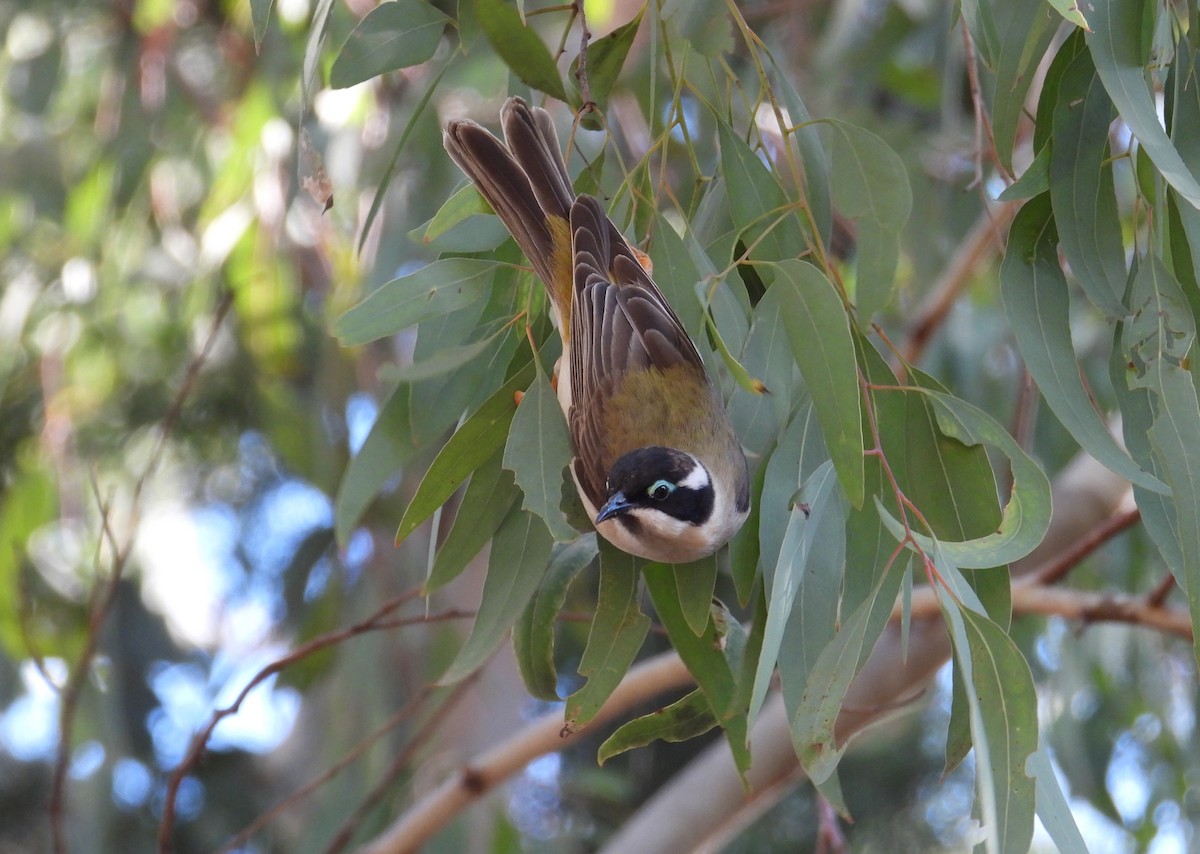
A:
648,480,674,501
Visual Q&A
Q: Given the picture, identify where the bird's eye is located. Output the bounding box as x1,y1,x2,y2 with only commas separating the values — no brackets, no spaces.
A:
648,480,674,501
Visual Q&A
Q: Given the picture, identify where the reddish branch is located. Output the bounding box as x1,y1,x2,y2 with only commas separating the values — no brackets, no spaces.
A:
155,590,474,849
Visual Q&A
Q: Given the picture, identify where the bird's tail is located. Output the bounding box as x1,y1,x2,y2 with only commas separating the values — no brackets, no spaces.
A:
443,98,576,329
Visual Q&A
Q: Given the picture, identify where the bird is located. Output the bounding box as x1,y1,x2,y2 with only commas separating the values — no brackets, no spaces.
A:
443,97,749,563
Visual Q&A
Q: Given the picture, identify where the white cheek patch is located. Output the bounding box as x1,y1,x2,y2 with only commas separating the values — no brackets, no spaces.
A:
628,507,692,540
678,461,711,491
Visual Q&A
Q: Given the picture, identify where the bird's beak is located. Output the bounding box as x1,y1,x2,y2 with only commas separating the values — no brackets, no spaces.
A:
595,492,634,524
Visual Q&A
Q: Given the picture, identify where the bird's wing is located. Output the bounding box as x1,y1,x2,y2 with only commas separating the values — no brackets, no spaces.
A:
568,195,705,506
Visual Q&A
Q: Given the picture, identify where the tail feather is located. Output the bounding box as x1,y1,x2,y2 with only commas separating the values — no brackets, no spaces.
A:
443,98,575,325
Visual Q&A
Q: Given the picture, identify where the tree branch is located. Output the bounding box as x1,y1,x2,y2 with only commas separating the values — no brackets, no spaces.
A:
359,651,694,854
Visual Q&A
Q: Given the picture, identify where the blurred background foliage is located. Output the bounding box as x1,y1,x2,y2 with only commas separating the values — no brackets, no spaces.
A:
0,0,1196,852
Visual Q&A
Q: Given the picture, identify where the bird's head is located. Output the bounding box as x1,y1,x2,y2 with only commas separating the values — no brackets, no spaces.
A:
595,447,715,535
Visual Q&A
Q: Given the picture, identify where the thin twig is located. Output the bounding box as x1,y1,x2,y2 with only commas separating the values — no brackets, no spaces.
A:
359,651,695,854
1145,573,1176,608
218,685,440,852
1028,506,1141,586
574,0,594,110
156,586,429,850
322,677,478,853
49,289,234,854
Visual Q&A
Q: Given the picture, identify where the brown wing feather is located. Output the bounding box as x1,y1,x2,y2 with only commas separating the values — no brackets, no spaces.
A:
568,196,707,507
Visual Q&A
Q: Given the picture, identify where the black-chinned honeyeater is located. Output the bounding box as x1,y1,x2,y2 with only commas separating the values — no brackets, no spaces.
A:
444,97,750,563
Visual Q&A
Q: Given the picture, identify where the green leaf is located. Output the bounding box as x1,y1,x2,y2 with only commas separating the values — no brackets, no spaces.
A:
728,457,765,605
502,366,577,542
397,360,532,546
419,183,502,247
1001,194,1167,493
1123,256,1200,666
1044,0,1090,30
662,0,732,57
569,8,644,111
673,553,719,637
1027,747,1089,852
644,564,737,721
997,146,1049,202
302,0,336,103
426,449,519,592
820,119,912,321
766,53,833,247
378,326,509,386
475,0,567,101
439,507,554,684
1048,47,1127,318
1110,323,1184,575
703,308,767,400
514,535,598,700
789,545,906,783
774,260,865,509
942,599,1038,854
334,383,418,543
334,259,498,346
877,391,1052,569
716,120,808,267
757,402,828,579
330,0,450,89
250,0,274,51
985,0,1060,170
778,465,847,721
727,280,796,458
648,210,707,340
1087,0,1200,208
750,461,842,729
597,689,719,765
565,541,651,727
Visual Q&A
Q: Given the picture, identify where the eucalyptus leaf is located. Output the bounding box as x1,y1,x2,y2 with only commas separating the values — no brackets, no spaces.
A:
774,260,865,509
876,391,1052,569
250,0,273,50
789,545,906,783
819,119,912,321
425,448,518,592
515,535,598,701
439,507,554,684
569,9,644,111
397,359,532,546
1027,748,1089,853
1049,47,1127,318
334,384,417,544
475,0,567,101
1087,0,1200,208
673,553,719,637
566,542,650,728
644,564,738,723
997,146,1049,202
984,0,1060,171
330,0,449,89
749,461,841,730
597,689,718,765
335,259,498,346
941,598,1038,854
1123,256,1200,666
503,366,577,542
716,119,807,268
1001,194,1167,493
